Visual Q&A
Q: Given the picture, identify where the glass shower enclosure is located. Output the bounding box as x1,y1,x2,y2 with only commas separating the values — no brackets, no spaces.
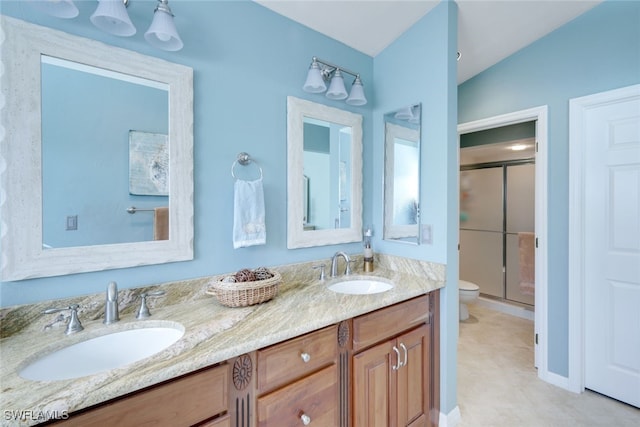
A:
459,159,535,306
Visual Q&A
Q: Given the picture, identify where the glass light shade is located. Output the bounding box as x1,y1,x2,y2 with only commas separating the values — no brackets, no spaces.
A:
28,0,79,18
326,69,348,100
303,61,327,93
395,106,413,120
90,0,136,37
346,76,367,106
145,6,183,51
409,105,420,124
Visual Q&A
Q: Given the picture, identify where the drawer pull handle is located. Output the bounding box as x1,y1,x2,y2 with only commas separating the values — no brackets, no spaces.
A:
300,352,311,363
300,413,311,425
400,342,408,368
392,346,401,370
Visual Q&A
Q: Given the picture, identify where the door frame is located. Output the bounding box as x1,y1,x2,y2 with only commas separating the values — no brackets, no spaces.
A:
458,105,549,381
567,83,640,393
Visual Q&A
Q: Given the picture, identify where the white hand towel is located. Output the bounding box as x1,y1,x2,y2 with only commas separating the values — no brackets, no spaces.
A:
233,178,266,248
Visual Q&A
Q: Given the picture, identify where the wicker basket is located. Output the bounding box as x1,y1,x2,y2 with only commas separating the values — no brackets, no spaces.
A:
207,270,281,307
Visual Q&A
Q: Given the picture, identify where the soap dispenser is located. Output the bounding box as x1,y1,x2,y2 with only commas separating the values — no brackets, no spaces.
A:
363,226,374,272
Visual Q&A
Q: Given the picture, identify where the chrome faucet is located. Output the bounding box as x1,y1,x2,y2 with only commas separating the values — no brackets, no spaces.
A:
330,251,352,277
136,290,166,319
104,281,120,324
43,304,84,335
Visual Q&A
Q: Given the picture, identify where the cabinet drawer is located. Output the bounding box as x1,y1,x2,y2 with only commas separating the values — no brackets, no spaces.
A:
200,414,230,427
257,325,337,393
257,364,338,427
352,295,429,352
61,364,228,426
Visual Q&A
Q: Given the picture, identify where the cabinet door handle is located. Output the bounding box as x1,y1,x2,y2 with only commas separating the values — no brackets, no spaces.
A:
300,352,311,363
392,346,401,370
300,413,311,425
399,342,408,368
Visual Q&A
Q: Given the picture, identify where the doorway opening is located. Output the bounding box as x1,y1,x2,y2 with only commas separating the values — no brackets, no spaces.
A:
458,105,550,383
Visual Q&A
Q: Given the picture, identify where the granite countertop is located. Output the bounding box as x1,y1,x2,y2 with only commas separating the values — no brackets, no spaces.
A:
0,255,445,426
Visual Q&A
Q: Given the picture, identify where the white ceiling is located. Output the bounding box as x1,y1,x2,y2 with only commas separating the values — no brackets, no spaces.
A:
255,0,603,83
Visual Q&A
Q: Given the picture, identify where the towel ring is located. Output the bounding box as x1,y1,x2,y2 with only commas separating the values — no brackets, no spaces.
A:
231,152,263,180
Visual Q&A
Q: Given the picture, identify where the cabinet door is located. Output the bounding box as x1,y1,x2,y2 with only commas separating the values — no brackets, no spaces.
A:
352,339,396,427
396,325,429,427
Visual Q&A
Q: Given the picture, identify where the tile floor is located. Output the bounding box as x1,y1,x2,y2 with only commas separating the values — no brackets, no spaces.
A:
457,303,639,426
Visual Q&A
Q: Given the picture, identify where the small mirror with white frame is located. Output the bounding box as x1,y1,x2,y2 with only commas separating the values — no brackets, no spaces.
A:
383,104,421,244
287,96,363,248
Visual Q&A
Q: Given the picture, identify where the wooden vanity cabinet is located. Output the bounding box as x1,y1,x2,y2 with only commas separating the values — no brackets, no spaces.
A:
49,291,439,427
56,363,229,427
351,294,435,427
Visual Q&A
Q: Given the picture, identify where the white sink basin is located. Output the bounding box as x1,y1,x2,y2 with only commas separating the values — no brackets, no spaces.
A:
20,324,184,381
328,278,394,295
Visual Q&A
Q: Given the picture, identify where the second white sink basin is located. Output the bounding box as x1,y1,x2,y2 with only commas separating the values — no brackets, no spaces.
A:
20,324,184,381
328,277,394,295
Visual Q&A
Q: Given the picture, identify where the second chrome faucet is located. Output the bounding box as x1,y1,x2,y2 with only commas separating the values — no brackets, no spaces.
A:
330,251,352,278
104,281,120,324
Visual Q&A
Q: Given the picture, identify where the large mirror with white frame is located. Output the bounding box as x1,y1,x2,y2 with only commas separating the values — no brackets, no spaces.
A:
287,96,363,248
0,16,194,281
383,104,422,244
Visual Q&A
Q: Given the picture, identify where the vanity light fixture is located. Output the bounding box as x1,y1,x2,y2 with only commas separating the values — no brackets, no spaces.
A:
91,0,136,37
144,0,183,51
29,0,183,51
303,57,367,106
394,104,421,124
394,106,413,120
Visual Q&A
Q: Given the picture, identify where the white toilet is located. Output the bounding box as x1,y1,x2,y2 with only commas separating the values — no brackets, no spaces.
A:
459,280,480,321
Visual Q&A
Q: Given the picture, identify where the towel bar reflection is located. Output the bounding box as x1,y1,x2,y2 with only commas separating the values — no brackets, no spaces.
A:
127,206,156,214
231,152,263,180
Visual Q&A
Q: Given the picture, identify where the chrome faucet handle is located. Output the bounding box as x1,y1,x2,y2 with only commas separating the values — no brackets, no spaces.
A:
136,290,166,319
43,304,84,335
312,264,326,281
345,259,356,276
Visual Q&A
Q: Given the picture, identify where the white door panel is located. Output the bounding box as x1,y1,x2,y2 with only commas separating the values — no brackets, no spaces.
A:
583,87,640,408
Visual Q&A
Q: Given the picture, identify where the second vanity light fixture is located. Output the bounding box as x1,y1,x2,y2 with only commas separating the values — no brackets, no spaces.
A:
303,57,367,106
29,0,183,51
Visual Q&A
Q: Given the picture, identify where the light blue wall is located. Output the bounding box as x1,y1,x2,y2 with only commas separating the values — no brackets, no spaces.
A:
0,0,373,305
42,63,168,247
372,1,459,416
458,0,640,377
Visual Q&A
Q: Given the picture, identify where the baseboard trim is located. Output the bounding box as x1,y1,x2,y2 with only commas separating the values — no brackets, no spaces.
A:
475,296,534,321
438,405,461,427
539,368,574,392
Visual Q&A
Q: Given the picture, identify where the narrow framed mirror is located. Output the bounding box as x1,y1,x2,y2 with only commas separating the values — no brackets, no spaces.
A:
383,104,422,244
0,16,194,280
287,97,363,248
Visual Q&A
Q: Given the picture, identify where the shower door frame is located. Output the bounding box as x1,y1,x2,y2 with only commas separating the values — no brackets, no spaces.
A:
458,105,550,387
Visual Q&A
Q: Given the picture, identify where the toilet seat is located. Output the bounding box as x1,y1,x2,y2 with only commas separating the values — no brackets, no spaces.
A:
459,280,479,292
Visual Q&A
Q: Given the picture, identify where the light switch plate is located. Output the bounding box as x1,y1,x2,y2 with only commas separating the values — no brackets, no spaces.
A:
421,224,432,245
66,215,78,231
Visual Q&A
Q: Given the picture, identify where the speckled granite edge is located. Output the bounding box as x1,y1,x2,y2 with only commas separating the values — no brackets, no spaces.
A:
0,254,445,426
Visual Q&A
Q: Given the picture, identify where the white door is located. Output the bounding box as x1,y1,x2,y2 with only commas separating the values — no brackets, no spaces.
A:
582,85,640,407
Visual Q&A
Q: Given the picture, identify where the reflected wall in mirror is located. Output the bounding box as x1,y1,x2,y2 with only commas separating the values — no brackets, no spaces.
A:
0,16,194,280
287,97,363,248
383,104,422,244
42,56,169,248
